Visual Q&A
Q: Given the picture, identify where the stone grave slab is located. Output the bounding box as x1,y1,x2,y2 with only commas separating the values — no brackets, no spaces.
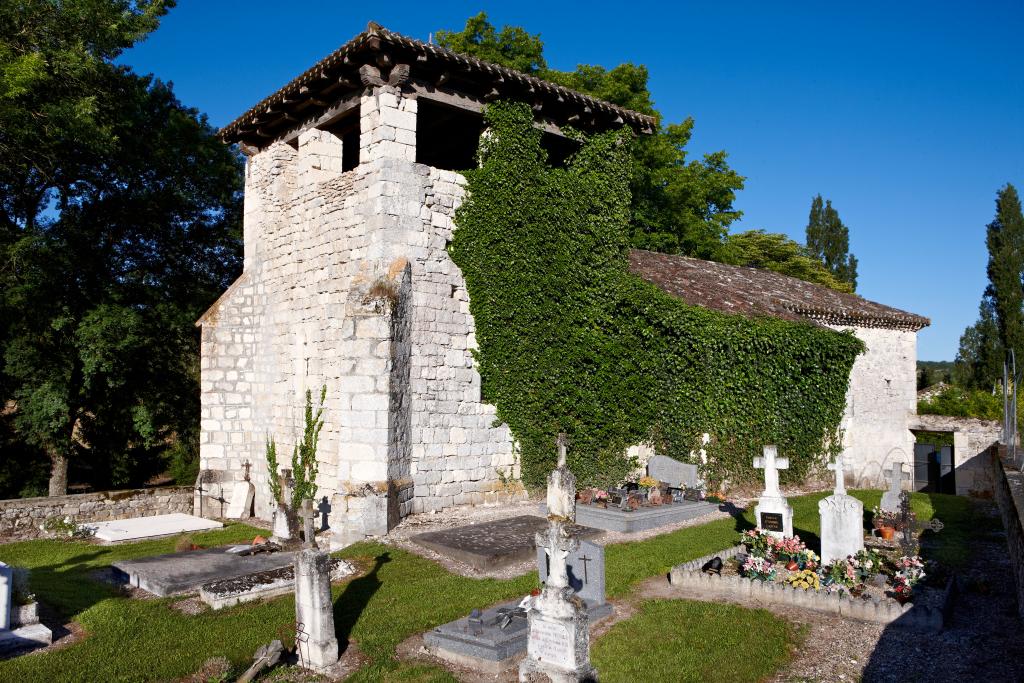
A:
647,455,699,488
199,557,355,610
411,516,601,571
87,513,223,543
111,546,295,596
569,500,718,533
424,601,531,672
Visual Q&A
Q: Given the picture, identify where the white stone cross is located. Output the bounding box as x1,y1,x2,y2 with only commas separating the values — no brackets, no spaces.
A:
883,463,909,494
827,455,849,495
753,445,789,497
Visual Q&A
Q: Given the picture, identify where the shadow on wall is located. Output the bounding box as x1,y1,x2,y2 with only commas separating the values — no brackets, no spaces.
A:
856,445,911,490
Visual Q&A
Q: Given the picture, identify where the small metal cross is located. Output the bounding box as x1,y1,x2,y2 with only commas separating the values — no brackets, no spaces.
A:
242,460,252,482
898,491,943,553
578,554,592,583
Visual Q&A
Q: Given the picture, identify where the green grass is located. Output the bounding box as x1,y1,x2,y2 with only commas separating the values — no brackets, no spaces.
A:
0,490,974,681
592,599,796,682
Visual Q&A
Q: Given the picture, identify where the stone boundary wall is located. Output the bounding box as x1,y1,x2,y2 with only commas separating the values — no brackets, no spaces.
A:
0,487,192,539
991,447,1024,620
668,545,946,631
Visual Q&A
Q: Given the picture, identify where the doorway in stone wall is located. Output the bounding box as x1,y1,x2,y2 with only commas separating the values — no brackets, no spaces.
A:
912,430,956,494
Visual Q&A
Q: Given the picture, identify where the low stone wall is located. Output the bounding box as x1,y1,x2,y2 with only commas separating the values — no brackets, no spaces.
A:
0,487,193,539
668,545,945,631
991,447,1024,620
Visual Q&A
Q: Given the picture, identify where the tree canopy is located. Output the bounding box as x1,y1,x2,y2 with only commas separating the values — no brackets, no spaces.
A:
955,184,1024,389
0,0,243,496
805,194,858,291
437,12,745,259
720,229,854,293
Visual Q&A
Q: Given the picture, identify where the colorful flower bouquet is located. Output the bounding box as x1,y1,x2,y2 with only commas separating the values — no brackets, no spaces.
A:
637,475,660,489
785,568,821,591
742,555,777,582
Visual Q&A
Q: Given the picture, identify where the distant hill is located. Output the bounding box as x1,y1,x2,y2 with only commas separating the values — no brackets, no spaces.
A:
917,360,954,389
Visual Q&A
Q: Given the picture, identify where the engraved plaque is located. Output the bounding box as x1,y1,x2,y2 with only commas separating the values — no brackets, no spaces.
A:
760,512,784,532
527,617,574,669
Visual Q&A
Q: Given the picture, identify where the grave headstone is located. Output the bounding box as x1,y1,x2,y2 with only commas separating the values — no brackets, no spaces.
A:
536,539,608,611
818,455,864,564
520,435,597,682
225,481,255,519
754,445,793,539
647,455,699,489
294,548,338,672
880,463,909,513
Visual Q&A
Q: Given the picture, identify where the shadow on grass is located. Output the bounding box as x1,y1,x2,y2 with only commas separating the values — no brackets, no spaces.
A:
334,552,391,654
30,549,119,621
719,501,755,535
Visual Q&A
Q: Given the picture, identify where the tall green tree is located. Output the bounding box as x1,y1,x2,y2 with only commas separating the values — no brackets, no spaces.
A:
984,184,1024,362
437,13,745,259
720,229,853,292
805,194,858,290
1,1,243,496
953,295,1003,389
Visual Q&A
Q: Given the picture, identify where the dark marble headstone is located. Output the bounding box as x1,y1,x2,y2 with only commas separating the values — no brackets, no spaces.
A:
536,539,606,607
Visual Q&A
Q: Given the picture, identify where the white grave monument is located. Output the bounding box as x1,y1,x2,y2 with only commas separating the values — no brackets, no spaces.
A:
880,462,909,513
754,445,793,539
818,455,865,564
520,434,597,683
225,461,255,519
293,500,338,673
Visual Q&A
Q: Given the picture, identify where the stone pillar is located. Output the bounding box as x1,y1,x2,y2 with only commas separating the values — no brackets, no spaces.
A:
520,436,597,682
0,562,11,630
294,548,338,672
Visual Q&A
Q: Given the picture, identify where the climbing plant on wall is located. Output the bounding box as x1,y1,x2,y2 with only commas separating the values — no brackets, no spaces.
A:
450,102,863,489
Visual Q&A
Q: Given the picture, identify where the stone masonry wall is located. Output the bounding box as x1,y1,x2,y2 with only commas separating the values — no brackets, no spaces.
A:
991,447,1024,620
198,85,518,544
0,487,192,539
832,325,918,488
910,414,1000,495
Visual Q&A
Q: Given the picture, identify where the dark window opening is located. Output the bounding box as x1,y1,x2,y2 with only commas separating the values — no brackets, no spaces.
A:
416,99,483,171
322,106,361,172
541,132,582,168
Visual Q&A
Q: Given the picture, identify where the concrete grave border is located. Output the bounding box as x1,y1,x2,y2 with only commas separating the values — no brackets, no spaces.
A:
668,545,951,632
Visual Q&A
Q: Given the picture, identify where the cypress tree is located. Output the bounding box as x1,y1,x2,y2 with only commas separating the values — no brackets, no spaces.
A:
984,183,1024,363
805,194,858,291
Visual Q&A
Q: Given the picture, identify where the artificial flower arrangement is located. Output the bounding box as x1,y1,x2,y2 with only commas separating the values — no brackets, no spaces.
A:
785,568,821,591
871,505,902,531
594,490,609,501
742,555,777,582
637,475,660,489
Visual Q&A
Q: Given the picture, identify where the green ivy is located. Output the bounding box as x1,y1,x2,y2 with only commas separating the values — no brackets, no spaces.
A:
450,102,863,489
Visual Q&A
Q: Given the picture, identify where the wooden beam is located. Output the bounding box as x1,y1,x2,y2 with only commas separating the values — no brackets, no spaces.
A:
277,93,361,146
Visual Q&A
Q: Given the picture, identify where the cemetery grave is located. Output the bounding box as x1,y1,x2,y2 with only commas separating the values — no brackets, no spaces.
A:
87,513,223,543
559,453,719,533
411,515,601,571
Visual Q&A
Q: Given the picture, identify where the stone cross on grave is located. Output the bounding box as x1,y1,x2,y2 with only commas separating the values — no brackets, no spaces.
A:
556,432,569,468
880,463,909,512
827,455,849,495
536,521,579,592
754,445,789,497
300,498,318,549
242,460,252,482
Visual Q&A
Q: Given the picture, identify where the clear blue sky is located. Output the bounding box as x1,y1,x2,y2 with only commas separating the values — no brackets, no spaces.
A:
122,1,1023,360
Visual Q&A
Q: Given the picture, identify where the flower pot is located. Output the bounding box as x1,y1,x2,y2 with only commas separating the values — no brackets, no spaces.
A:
879,526,896,541
785,560,799,571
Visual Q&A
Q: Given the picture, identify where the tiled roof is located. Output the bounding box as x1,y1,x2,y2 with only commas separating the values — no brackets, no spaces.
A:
220,23,656,146
628,249,930,331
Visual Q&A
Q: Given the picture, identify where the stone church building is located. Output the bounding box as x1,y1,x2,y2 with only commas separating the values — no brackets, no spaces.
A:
196,24,930,544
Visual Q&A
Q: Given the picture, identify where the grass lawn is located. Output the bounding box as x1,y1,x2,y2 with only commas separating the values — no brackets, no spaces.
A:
0,489,969,681
592,599,797,682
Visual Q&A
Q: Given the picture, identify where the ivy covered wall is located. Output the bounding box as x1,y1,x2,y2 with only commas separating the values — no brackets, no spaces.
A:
449,103,863,489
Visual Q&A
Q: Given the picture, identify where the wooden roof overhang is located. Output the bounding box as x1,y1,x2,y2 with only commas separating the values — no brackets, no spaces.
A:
219,23,657,150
